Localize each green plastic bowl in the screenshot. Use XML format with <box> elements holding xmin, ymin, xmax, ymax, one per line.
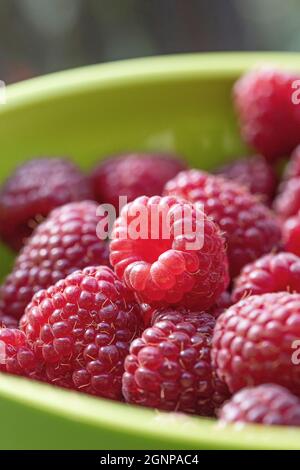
<box><xmin>1</xmin><ymin>52</ymin><xmax>300</xmax><ymax>450</ymax></box>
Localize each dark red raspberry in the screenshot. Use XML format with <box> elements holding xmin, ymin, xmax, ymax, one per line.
<box><xmin>233</xmin><ymin>252</ymin><xmax>300</xmax><ymax>302</ymax></box>
<box><xmin>164</xmin><ymin>170</ymin><xmax>281</xmax><ymax>277</ymax></box>
<box><xmin>91</xmin><ymin>153</ymin><xmax>186</xmax><ymax>212</ymax></box>
<box><xmin>233</xmin><ymin>68</ymin><xmax>300</xmax><ymax>161</ymax></box>
<box><xmin>20</xmin><ymin>266</ymin><xmax>143</xmax><ymax>399</ymax></box>
<box><xmin>282</xmin><ymin>214</ymin><xmax>300</xmax><ymax>257</ymax></box>
<box><xmin>0</xmin><ymin>158</ymin><xmax>93</xmax><ymax>250</ymax></box>
<box><xmin>0</xmin><ymin>201</ymin><xmax>109</xmax><ymax>320</ymax></box>
<box><xmin>274</xmin><ymin>147</ymin><xmax>300</xmax><ymax>219</ymax></box>
<box><xmin>212</xmin><ymin>292</ymin><xmax>300</xmax><ymax>395</ymax></box>
<box><xmin>110</xmin><ymin>195</ymin><xmax>229</xmax><ymax>309</ymax></box>
<box><xmin>209</xmin><ymin>291</ymin><xmax>233</xmax><ymax>319</ymax></box>
<box><xmin>219</xmin><ymin>384</ymin><xmax>300</xmax><ymax>427</ymax></box>
<box><xmin>0</xmin><ymin>313</ymin><xmax>18</xmax><ymax>329</ymax></box>
<box><xmin>122</xmin><ymin>309</ymin><xmax>230</xmax><ymax>416</ymax></box>
<box><xmin>0</xmin><ymin>328</ymin><xmax>38</xmax><ymax>377</ymax></box>
<box><xmin>215</xmin><ymin>155</ymin><xmax>277</xmax><ymax>203</ymax></box>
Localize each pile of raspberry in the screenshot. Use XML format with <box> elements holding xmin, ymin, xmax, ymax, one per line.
<box><xmin>2</xmin><ymin>65</ymin><xmax>300</xmax><ymax>430</ymax></box>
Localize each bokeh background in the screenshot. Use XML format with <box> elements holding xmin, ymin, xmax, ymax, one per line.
<box><xmin>1</xmin><ymin>0</ymin><xmax>300</xmax><ymax>84</ymax></box>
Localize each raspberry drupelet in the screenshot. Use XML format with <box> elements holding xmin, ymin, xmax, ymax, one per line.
<box><xmin>212</xmin><ymin>292</ymin><xmax>300</xmax><ymax>395</ymax></box>
<box><xmin>282</xmin><ymin>214</ymin><xmax>300</xmax><ymax>257</ymax></box>
<box><xmin>122</xmin><ymin>308</ymin><xmax>230</xmax><ymax>416</ymax></box>
<box><xmin>20</xmin><ymin>266</ymin><xmax>143</xmax><ymax>399</ymax></box>
<box><xmin>110</xmin><ymin>195</ymin><xmax>229</xmax><ymax>310</ymax></box>
<box><xmin>274</xmin><ymin>146</ymin><xmax>300</xmax><ymax>219</ymax></box>
<box><xmin>0</xmin><ymin>158</ymin><xmax>93</xmax><ymax>250</ymax></box>
<box><xmin>233</xmin><ymin>252</ymin><xmax>300</xmax><ymax>302</ymax></box>
<box><xmin>164</xmin><ymin>170</ymin><xmax>281</xmax><ymax>277</ymax></box>
<box><xmin>219</xmin><ymin>384</ymin><xmax>300</xmax><ymax>427</ymax></box>
<box><xmin>233</xmin><ymin>68</ymin><xmax>300</xmax><ymax>161</ymax></box>
<box><xmin>91</xmin><ymin>153</ymin><xmax>186</xmax><ymax>212</ymax></box>
<box><xmin>215</xmin><ymin>155</ymin><xmax>277</xmax><ymax>203</ymax></box>
<box><xmin>0</xmin><ymin>201</ymin><xmax>110</xmax><ymax>320</ymax></box>
<box><xmin>0</xmin><ymin>328</ymin><xmax>38</xmax><ymax>377</ymax></box>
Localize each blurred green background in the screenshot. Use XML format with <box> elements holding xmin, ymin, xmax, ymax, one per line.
<box><xmin>1</xmin><ymin>0</ymin><xmax>300</xmax><ymax>84</ymax></box>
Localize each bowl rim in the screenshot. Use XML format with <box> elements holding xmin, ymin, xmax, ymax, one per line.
<box><xmin>1</xmin><ymin>374</ymin><xmax>300</xmax><ymax>450</ymax></box>
<box><xmin>2</xmin><ymin>52</ymin><xmax>300</xmax><ymax>449</ymax></box>
<box><xmin>3</xmin><ymin>51</ymin><xmax>300</xmax><ymax>113</ymax></box>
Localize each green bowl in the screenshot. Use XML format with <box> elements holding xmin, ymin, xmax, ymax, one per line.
<box><xmin>1</xmin><ymin>52</ymin><xmax>300</xmax><ymax>450</ymax></box>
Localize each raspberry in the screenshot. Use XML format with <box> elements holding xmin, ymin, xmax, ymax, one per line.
<box><xmin>212</xmin><ymin>292</ymin><xmax>300</xmax><ymax>395</ymax></box>
<box><xmin>282</xmin><ymin>214</ymin><xmax>300</xmax><ymax>257</ymax></box>
<box><xmin>0</xmin><ymin>328</ymin><xmax>38</xmax><ymax>377</ymax></box>
<box><xmin>274</xmin><ymin>147</ymin><xmax>300</xmax><ymax>219</ymax></box>
<box><xmin>110</xmin><ymin>195</ymin><xmax>229</xmax><ymax>309</ymax></box>
<box><xmin>20</xmin><ymin>266</ymin><xmax>143</xmax><ymax>399</ymax></box>
<box><xmin>233</xmin><ymin>68</ymin><xmax>300</xmax><ymax>161</ymax></box>
<box><xmin>0</xmin><ymin>158</ymin><xmax>93</xmax><ymax>250</ymax></box>
<box><xmin>219</xmin><ymin>384</ymin><xmax>300</xmax><ymax>427</ymax></box>
<box><xmin>0</xmin><ymin>201</ymin><xmax>109</xmax><ymax>320</ymax></box>
<box><xmin>209</xmin><ymin>291</ymin><xmax>233</xmax><ymax>319</ymax></box>
<box><xmin>233</xmin><ymin>252</ymin><xmax>300</xmax><ymax>302</ymax></box>
<box><xmin>282</xmin><ymin>145</ymin><xmax>300</xmax><ymax>181</ymax></box>
<box><xmin>122</xmin><ymin>309</ymin><xmax>230</xmax><ymax>416</ymax></box>
<box><xmin>215</xmin><ymin>155</ymin><xmax>277</xmax><ymax>203</ymax></box>
<box><xmin>164</xmin><ymin>170</ymin><xmax>281</xmax><ymax>277</ymax></box>
<box><xmin>0</xmin><ymin>313</ymin><xmax>18</xmax><ymax>329</ymax></box>
<box><xmin>91</xmin><ymin>153</ymin><xmax>186</xmax><ymax>212</ymax></box>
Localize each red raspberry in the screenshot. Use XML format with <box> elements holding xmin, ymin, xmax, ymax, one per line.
<box><xmin>110</xmin><ymin>195</ymin><xmax>229</xmax><ymax>309</ymax></box>
<box><xmin>233</xmin><ymin>68</ymin><xmax>300</xmax><ymax>161</ymax></box>
<box><xmin>233</xmin><ymin>252</ymin><xmax>300</xmax><ymax>302</ymax></box>
<box><xmin>282</xmin><ymin>145</ymin><xmax>300</xmax><ymax>181</ymax></box>
<box><xmin>0</xmin><ymin>201</ymin><xmax>109</xmax><ymax>320</ymax></box>
<box><xmin>0</xmin><ymin>158</ymin><xmax>93</xmax><ymax>250</ymax></box>
<box><xmin>164</xmin><ymin>170</ymin><xmax>281</xmax><ymax>277</ymax></box>
<box><xmin>20</xmin><ymin>266</ymin><xmax>143</xmax><ymax>399</ymax></box>
<box><xmin>274</xmin><ymin>147</ymin><xmax>300</xmax><ymax>219</ymax></box>
<box><xmin>0</xmin><ymin>328</ymin><xmax>38</xmax><ymax>377</ymax></box>
<box><xmin>0</xmin><ymin>314</ymin><xmax>18</xmax><ymax>329</ymax></box>
<box><xmin>209</xmin><ymin>291</ymin><xmax>233</xmax><ymax>319</ymax></box>
<box><xmin>215</xmin><ymin>155</ymin><xmax>277</xmax><ymax>203</ymax></box>
<box><xmin>219</xmin><ymin>384</ymin><xmax>300</xmax><ymax>427</ymax></box>
<box><xmin>122</xmin><ymin>309</ymin><xmax>230</xmax><ymax>416</ymax></box>
<box><xmin>282</xmin><ymin>214</ymin><xmax>300</xmax><ymax>257</ymax></box>
<box><xmin>212</xmin><ymin>292</ymin><xmax>300</xmax><ymax>395</ymax></box>
<box><xmin>91</xmin><ymin>153</ymin><xmax>186</xmax><ymax>212</ymax></box>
